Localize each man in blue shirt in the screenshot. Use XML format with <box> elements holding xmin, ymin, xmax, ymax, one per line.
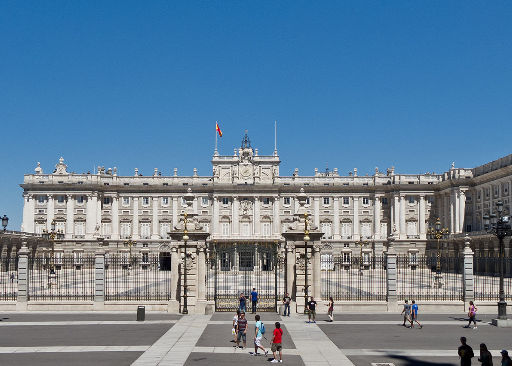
<box><xmin>250</xmin><ymin>288</ymin><xmax>258</xmax><ymax>314</ymax></box>
<box><xmin>411</xmin><ymin>300</ymin><xmax>422</xmax><ymax>329</ymax></box>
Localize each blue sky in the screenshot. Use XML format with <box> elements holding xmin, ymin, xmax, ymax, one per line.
<box><xmin>1</xmin><ymin>1</ymin><xmax>511</xmax><ymax>230</ymax></box>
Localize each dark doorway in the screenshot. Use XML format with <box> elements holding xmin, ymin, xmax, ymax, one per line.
<box><xmin>159</xmin><ymin>252</ymin><xmax>171</xmax><ymax>271</ymax></box>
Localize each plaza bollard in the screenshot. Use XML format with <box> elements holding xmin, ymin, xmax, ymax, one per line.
<box><xmin>137</xmin><ymin>306</ymin><xmax>145</xmax><ymax>321</ymax></box>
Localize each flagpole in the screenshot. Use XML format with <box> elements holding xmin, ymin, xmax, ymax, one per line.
<box><xmin>274</xmin><ymin>120</ymin><xmax>277</xmax><ymax>155</ymax></box>
<box><xmin>215</xmin><ymin>121</ymin><xmax>218</xmax><ymax>154</ymax></box>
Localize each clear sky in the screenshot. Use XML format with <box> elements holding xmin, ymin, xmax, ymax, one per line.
<box><xmin>1</xmin><ymin>1</ymin><xmax>511</xmax><ymax>230</ymax></box>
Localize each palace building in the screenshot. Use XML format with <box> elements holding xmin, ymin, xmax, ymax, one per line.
<box><xmin>19</xmin><ymin>132</ymin><xmax>512</xmax><ymax>259</ymax></box>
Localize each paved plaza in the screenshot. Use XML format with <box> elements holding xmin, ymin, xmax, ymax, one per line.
<box><xmin>0</xmin><ymin>310</ymin><xmax>510</xmax><ymax>365</ymax></box>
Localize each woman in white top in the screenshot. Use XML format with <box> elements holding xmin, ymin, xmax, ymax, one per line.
<box><xmin>232</xmin><ymin>309</ymin><xmax>240</xmax><ymax>343</ymax></box>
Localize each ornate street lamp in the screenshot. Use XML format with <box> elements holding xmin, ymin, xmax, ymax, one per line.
<box><xmin>427</xmin><ymin>218</ymin><xmax>449</xmax><ymax>288</ymax></box>
<box><xmin>124</xmin><ymin>238</ymin><xmax>136</xmax><ymax>268</ymax></box>
<box><xmin>483</xmin><ymin>200</ymin><xmax>511</xmax><ymax>320</ymax></box>
<box><xmin>1</xmin><ymin>215</ymin><xmax>8</xmax><ymax>231</ymax></box>
<box><xmin>355</xmin><ymin>240</ymin><xmax>369</xmax><ymax>275</ymax></box>
<box><xmin>42</xmin><ymin>219</ymin><xmax>64</xmax><ymax>273</ymax></box>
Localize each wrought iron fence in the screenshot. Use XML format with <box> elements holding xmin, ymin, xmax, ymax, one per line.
<box><xmin>28</xmin><ymin>256</ymin><xmax>95</xmax><ymax>301</ymax></box>
<box><xmin>0</xmin><ymin>255</ymin><xmax>18</xmax><ymax>301</ymax></box>
<box><xmin>105</xmin><ymin>253</ymin><xmax>172</xmax><ymax>301</ymax></box>
<box><xmin>474</xmin><ymin>256</ymin><xmax>512</xmax><ymax>301</ymax></box>
<box><xmin>321</xmin><ymin>255</ymin><xmax>387</xmax><ymax>301</ymax></box>
<box><xmin>397</xmin><ymin>255</ymin><xmax>463</xmax><ymax>301</ymax></box>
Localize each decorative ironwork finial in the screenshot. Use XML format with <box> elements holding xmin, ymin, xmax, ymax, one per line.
<box><xmin>241</xmin><ymin>130</ymin><xmax>251</xmax><ymax>149</ymax></box>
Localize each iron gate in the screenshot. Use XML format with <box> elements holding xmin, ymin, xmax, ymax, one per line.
<box><xmin>207</xmin><ymin>242</ymin><xmax>281</xmax><ymax>312</ymax></box>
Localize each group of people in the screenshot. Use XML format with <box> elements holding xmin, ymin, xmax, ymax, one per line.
<box><xmin>458</xmin><ymin>337</ymin><xmax>511</xmax><ymax>366</ymax></box>
<box><xmin>232</xmin><ymin>310</ymin><xmax>284</xmax><ymax>363</ymax></box>
<box><xmin>238</xmin><ymin>288</ymin><xmax>259</xmax><ymax>314</ymax></box>
<box><xmin>401</xmin><ymin>299</ymin><xmax>423</xmax><ymax>328</ymax></box>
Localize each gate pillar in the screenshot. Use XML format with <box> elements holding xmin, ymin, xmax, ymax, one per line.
<box><xmin>168</xmin><ymin>243</ymin><xmax>180</xmax><ymax>313</ymax></box>
<box><xmin>16</xmin><ymin>241</ymin><xmax>30</xmax><ymax>311</ymax></box>
<box><xmin>462</xmin><ymin>235</ymin><xmax>474</xmax><ymax>308</ymax></box>
<box><xmin>386</xmin><ymin>232</ymin><xmax>398</xmax><ymax>312</ymax></box>
<box><xmin>196</xmin><ymin>242</ymin><xmax>207</xmax><ymax>314</ymax></box>
<box><xmin>312</xmin><ymin>244</ymin><xmax>321</xmax><ymax>300</ymax></box>
<box><xmin>286</xmin><ymin>243</ymin><xmax>295</xmax><ymax>298</ymax></box>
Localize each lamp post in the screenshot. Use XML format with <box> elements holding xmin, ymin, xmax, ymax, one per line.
<box><xmin>42</xmin><ymin>219</ymin><xmax>64</xmax><ymax>272</ymax></box>
<box><xmin>1</xmin><ymin>215</ymin><xmax>8</xmax><ymax>231</ymax></box>
<box><xmin>355</xmin><ymin>240</ymin><xmax>369</xmax><ymax>274</ymax></box>
<box><xmin>483</xmin><ymin>200</ymin><xmax>511</xmax><ymax>320</ymax></box>
<box><xmin>427</xmin><ymin>218</ymin><xmax>449</xmax><ymax>288</ymax></box>
<box><xmin>124</xmin><ymin>238</ymin><xmax>136</xmax><ymax>268</ymax></box>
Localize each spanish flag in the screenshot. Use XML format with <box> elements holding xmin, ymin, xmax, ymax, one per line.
<box><xmin>216</xmin><ymin>122</ymin><xmax>223</xmax><ymax>137</ymax></box>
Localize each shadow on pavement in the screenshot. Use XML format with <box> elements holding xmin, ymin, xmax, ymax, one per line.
<box><xmin>389</xmin><ymin>355</ymin><xmax>455</xmax><ymax>366</ymax></box>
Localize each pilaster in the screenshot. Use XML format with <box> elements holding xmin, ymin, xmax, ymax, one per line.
<box><xmin>22</xmin><ymin>193</ymin><xmax>35</xmax><ymax>233</ymax></box>
<box><xmin>333</xmin><ymin>197</ymin><xmax>340</xmax><ymax>240</ymax></box>
<box><xmin>151</xmin><ymin>197</ymin><xmax>159</xmax><ymax>239</ymax></box>
<box><xmin>111</xmin><ymin>194</ymin><xmax>119</xmax><ymax>240</ymax></box>
<box><xmin>312</xmin><ymin>244</ymin><xmax>321</xmax><ymax>300</ymax></box>
<box><xmin>314</xmin><ymin>197</ymin><xmax>320</xmax><ymax>229</ymax></box>
<box><xmin>286</xmin><ymin>244</ymin><xmax>295</xmax><ymax>299</ymax></box>
<box><xmin>132</xmin><ymin>197</ymin><xmax>139</xmax><ymax>239</ymax></box>
<box><xmin>419</xmin><ymin>194</ymin><xmax>426</xmax><ymax>239</ymax></box>
<box><xmin>353</xmin><ymin>196</ymin><xmax>360</xmax><ymax>240</ymax></box>
<box><xmin>254</xmin><ymin>196</ymin><xmax>260</xmax><ymax>235</ymax></box>
<box><xmin>47</xmin><ymin>194</ymin><xmax>55</xmax><ymax>231</ymax></box>
<box><xmin>399</xmin><ymin>194</ymin><xmax>406</xmax><ymax>238</ymax></box>
<box><xmin>273</xmin><ymin>196</ymin><xmax>280</xmax><ymax>235</ymax></box>
<box><xmin>65</xmin><ymin>194</ymin><xmax>74</xmax><ymax>239</ymax></box>
<box><xmin>172</xmin><ymin>197</ymin><xmax>178</xmax><ymax>230</ymax></box>
<box><xmin>232</xmin><ymin>196</ymin><xmax>239</xmax><ymax>235</ymax></box>
<box><xmin>373</xmin><ymin>194</ymin><xmax>381</xmax><ymax>239</ymax></box>
<box><xmin>168</xmin><ymin>244</ymin><xmax>180</xmax><ymax>313</ymax></box>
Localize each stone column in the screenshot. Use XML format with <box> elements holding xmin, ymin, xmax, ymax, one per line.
<box><xmin>232</xmin><ymin>196</ymin><xmax>239</xmax><ymax>235</ymax></box>
<box><xmin>449</xmin><ymin>191</ymin><xmax>455</xmax><ymax>234</ymax></box>
<box><xmin>47</xmin><ymin>194</ymin><xmax>55</xmax><ymax>231</ymax></box>
<box><xmin>16</xmin><ymin>242</ymin><xmax>30</xmax><ymax>310</ymax></box>
<box><xmin>22</xmin><ymin>194</ymin><xmax>35</xmax><ymax>233</ymax></box>
<box><xmin>333</xmin><ymin>197</ymin><xmax>340</xmax><ymax>240</ymax></box>
<box><xmin>212</xmin><ymin>196</ymin><xmax>219</xmax><ymax>235</ymax></box>
<box><xmin>94</xmin><ymin>250</ymin><xmax>105</xmax><ymax>307</ymax></box>
<box><xmin>172</xmin><ymin>197</ymin><xmax>179</xmax><ymax>230</ymax></box>
<box><xmin>393</xmin><ymin>194</ymin><xmax>400</xmax><ymax>235</ymax></box>
<box><xmin>314</xmin><ymin>197</ymin><xmax>320</xmax><ymax>229</ymax></box>
<box><xmin>462</xmin><ymin>235</ymin><xmax>474</xmax><ymax>306</ymax></box>
<box><xmin>111</xmin><ymin>194</ymin><xmax>119</xmax><ymax>240</ymax></box>
<box><xmin>274</xmin><ymin>196</ymin><xmax>281</xmax><ymax>235</ymax></box>
<box><xmin>65</xmin><ymin>194</ymin><xmax>74</xmax><ymax>239</ymax></box>
<box><xmin>132</xmin><ymin>197</ymin><xmax>139</xmax><ymax>239</ymax></box>
<box><xmin>196</xmin><ymin>243</ymin><xmax>207</xmax><ymax>314</ymax></box>
<box><xmin>386</xmin><ymin>235</ymin><xmax>398</xmax><ymax>312</ymax></box>
<box><xmin>399</xmin><ymin>195</ymin><xmax>406</xmax><ymax>239</ymax></box>
<box><xmin>286</xmin><ymin>244</ymin><xmax>295</xmax><ymax>298</ymax></box>
<box><xmin>454</xmin><ymin>190</ymin><xmax>460</xmax><ymax>234</ymax></box>
<box><xmin>312</xmin><ymin>244</ymin><xmax>321</xmax><ymax>300</ymax></box>
<box><xmin>168</xmin><ymin>244</ymin><xmax>180</xmax><ymax>313</ymax></box>
<box><xmin>86</xmin><ymin>194</ymin><xmax>97</xmax><ymax>236</ymax></box>
<box><xmin>353</xmin><ymin>197</ymin><xmax>360</xmax><ymax>240</ymax></box>
<box><xmin>374</xmin><ymin>194</ymin><xmax>381</xmax><ymax>239</ymax></box>
<box><xmin>254</xmin><ymin>197</ymin><xmax>260</xmax><ymax>235</ymax></box>
<box><xmin>459</xmin><ymin>190</ymin><xmax>466</xmax><ymax>233</ymax></box>
<box><xmin>152</xmin><ymin>197</ymin><xmax>159</xmax><ymax>239</ymax></box>
<box><xmin>419</xmin><ymin>194</ymin><xmax>426</xmax><ymax>240</ymax></box>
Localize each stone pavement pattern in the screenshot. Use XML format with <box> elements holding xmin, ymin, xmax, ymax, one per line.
<box><xmin>0</xmin><ymin>312</ymin><xmax>510</xmax><ymax>365</ymax></box>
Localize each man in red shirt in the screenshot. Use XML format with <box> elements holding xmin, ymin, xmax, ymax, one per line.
<box><xmin>270</xmin><ymin>322</ymin><xmax>284</xmax><ymax>363</ymax></box>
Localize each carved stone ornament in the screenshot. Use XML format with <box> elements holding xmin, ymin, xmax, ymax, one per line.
<box><xmin>35</xmin><ymin>162</ymin><xmax>43</xmax><ymax>174</ymax></box>
<box><xmin>54</xmin><ymin>157</ymin><xmax>68</xmax><ymax>175</ymax></box>
<box><xmin>296</xmin><ymin>255</ymin><xmax>311</xmax><ymax>271</ymax></box>
<box><xmin>240</xmin><ymin>199</ymin><xmax>253</xmax><ymax>215</ymax></box>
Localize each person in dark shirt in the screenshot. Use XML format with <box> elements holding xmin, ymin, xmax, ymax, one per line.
<box><xmin>307</xmin><ymin>297</ymin><xmax>317</xmax><ymax>323</ymax></box>
<box><xmin>458</xmin><ymin>337</ymin><xmax>474</xmax><ymax>366</ymax></box>
<box><xmin>501</xmin><ymin>350</ymin><xmax>512</xmax><ymax>366</ymax></box>
<box><xmin>282</xmin><ymin>293</ymin><xmax>291</xmax><ymax>317</ymax></box>
<box><xmin>478</xmin><ymin>343</ymin><xmax>493</xmax><ymax>366</ymax></box>
<box><xmin>239</xmin><ymin>292</ymin><xmax>247</xmax><ymax>313</ymax></box>
<box><xmin>236</xmin><ymin>312</ymin><xmax>248</xmax><ymax>349</ymax></box>
<box><xmin>250</xmin><ymin>288</ymin><xmax>258</xmax><ymax>314</ymax></box>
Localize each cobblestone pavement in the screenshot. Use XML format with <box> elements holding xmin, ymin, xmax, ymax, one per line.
<box><xmin>0</xmin><ymin>311</ymin><xmax>510</xmax><ymax>365</ymax></box>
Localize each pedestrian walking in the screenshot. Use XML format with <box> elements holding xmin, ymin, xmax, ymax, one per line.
<box><xmin>236</xmin><ymin>311</ymin><xmax>248</xmax><ymax>349</ymax></box>
<box><xmin>270</xmin><ymin>322</ymin><xmax>283</xmax><ymax>363</ymax></box>
<box><xmin>478</xmin><ymin>343</ymin><xmax>493</xmax><ymax>366</ymax></box>
<box><xmin>251</xmin><ymin>288</ymin><xmax>258</xmax><ymax>314</ymax></box>
<box><xmin>458</xmin><ymin>337</ymin><xmax>475</xmax><ymax>366</ymax></box>
<box><xmin>239</xmin><ymin>292</ymin><xmax>247</xmax><ymax>313</ymax></box>
<box><xmin>501</xmin><ymin>350</ymin><xmax>512</xmax><ymax>366</ymax></box>
<box><xmin>401</xmin><ymin>299</ymin><xmax>412</xmax><ymax>327</ymax></box>
<box><xmin>326</xmin><ymin>296</ymin><xmax>334</xmax><ymax>322</ymax></box>
<box><xmin>411</xmin><ymin>300</ymin><xmax>422</xmax><ymax>328</ymax></box>
<box><xmin>307</xmin><ymin>296</ymin><xmax>317</xmax><ymax>323</ymax></box>
<box><xmin>282</xmin><ymin>293</ymin><xmax>291</xmax><ymax>316</ymax></box>
<box><xmin>465</xmin><ymin>301</ymin><xmax>478</xmax><ymax>329</ymax></box>
<box><xmin>232</xmin><ymin>309</ymin><xmax>240</xmax><ymax>344</ymax></box>
<box><xmin>253</xmin><ymin>314</ymin><xmax>268</xmax><ymax>357</ymax></box>
<box><xmin>10</xmin><ymin>272</ymin><xmax>15</xmax><ymax>283</ymax></box>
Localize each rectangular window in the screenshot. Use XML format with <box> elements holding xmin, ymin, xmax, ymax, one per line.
<box><xmin>122</xmin><ymin>197</ymin><xmax>130</xmax><ymax>206</ymax></box>
<box><xmin>321</xmin><ymin>222</ymin><xmax>332</xmax><ymax>239</ymax></box>
<box><xmin>381</xmin><ymin>197</ymin><xmax>388</xmax><ymax>205</ymax></box>
<box><xmin>222</xmin><ymin>197</ymin><xmax>229</xmax><ymax>205</ymax></box>
<box><xmin>120</xmin><ymin>222</ymin><xmax>131</xmax><ymax>239</ymax></box>
<box><xmin>341</xmin><ymin>222</ymin><xmax>352</xmax><ymax>238</ymax></box>
<box><xmin>35</xmin><ymin>222</ymin><xmax>45</xmax><ymax>234</ymax></box>
<box><xmin>55</xmin><ymin>221</ymin><xmax>65</xmax><ymax>234</ymax></box>
<box><xmin>103</xmin><ymin>197</ymin><xmax>111</xmax><ymax>205</ymax></box>
<box><xmin>263</xmin><ymin>197</ymin><xmax>270</xmax><ymax>205</ymax></box>
<box><xmin>380</xmin><ymin>222</ymin><xmax>388</xmax><ymax>238</ymax></box>
<box><xmin>57</xmin><ymin>195</ymin><xmax>65</xmax><ymax>204</ymax></box>
<box><xmin>407</xmin><ymin>221</ymin><xmax>418</xmax><ymax>237</ymax></box>
<box><xmin>74</xmin><ymin>251</ymin><xmax>83</xmax><ymax>264</ymax></box>
<box><xmin>202</xmin><ymin>197</ymin><xmax>209</xmax><ymax>206</ymax></box>
<box><xmin>76</xmin><ymin>196</ymin><xmax>84</xmax><ymax>204</ymax></box>
<box><xmin>408</xmin><ymin>196</ymin><xmax>415</xmax><ymax>204</ymax></box>
<box><xmin>101</xmin><ymin>222</ymin><xmax>112</xmax><ymax>237</ymax></box>
<box><xmin>241</xmin><ymin>222</ymin><xmax>251</xmax><ymax>236</ymax></box>
<box><xmin>361</xmin><ymin>222</ymin><xmax>371</xmax><ymax>238</ymax></box>
<box><xmin>38</xmin><ymin>195</ymin><xmax>46</xmax><ymax>204</ymax></box>
<box><xmin>160</xmin><ymin>222</ymin><xmax>170</xmax><ymax>239</ymax></box>
<box><xmin>142</xmin><ymin>197</ymin><xmax>150</xmax><ymax>206</ymax></box>
<box><xmin>305</xmin><ymin>198</ymin><xmax>310</xmax><ymax>205</ymax></box>
<box><xmin>362</xmin><ymin>197</ymin><xmax>369</xmax><ymax>205</ymax></box>
<box><xmin>222</xmin><ymin>222</ymin><xmax>230</xmax><ymax>236</ymax></box>
<box><xmin>323</xmin><ymin>197</ymin><xmax>330</xmax><ymax>205</ymax></box>
<box><xmin>162</xmin><ymin>197</ymin><xmax>169</xmax><ymax>206</ymax></box>
<box><xmin>343</xmin><ymin>197</ymin><xmax>350</xmax><ymax>205</ymax></box>
<box><xmin>74</xmin><ymin>222</ymin><xmax>85</xmax><ymax>236</ymax></box>
<box><xmin>283</xmin><ymin>197</ymin><xmax>291</xmax><ymax>205</ymax></box>
<box><xmin>142</xmin><ymin>252</ymin><xmax>149</xmax><ymax>263</ymax></box>
<box><xmin>140</xmin><ymin>222</ymin><xmax>151</xmax><ymax>239</ymax></box>
<box><xmin>343</xmin><ymin>252</ymin><xmax>351</xmax><ymax>263</ymax></box>
<box><xmin>262</xmin><ymin>222</ymin><xmax>271</xmax><ymax>236</ymax></box>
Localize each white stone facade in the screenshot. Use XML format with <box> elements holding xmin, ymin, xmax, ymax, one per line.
<box><xmin>20</xmin><ymin>135</ymin><xmax>512</xmax><ymax>255</ymax></box>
